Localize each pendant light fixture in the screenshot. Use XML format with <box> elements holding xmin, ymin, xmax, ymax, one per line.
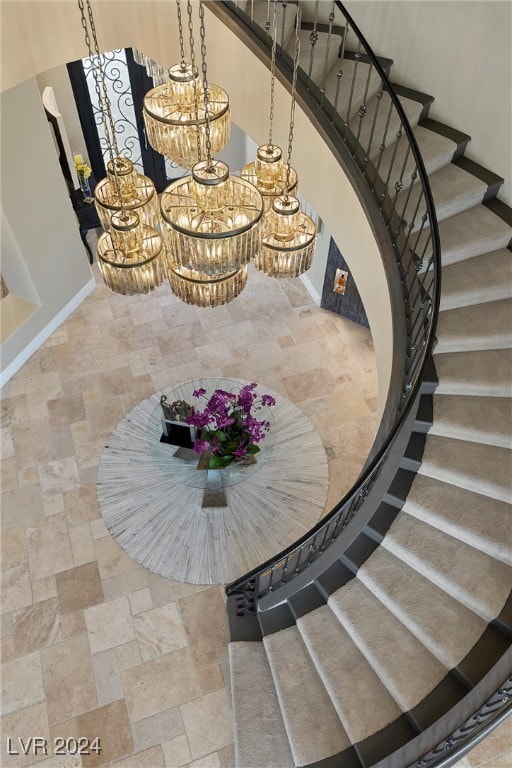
<box><xmin>143</xmin><ymin>0</ymin><xmax>231</xmax><ymax>169</ymax></box>
<box><xmin>256</xmin><ymin>2</ymin><xmax>317</xmax><ymax>278</ymax></box>
<box><xmin>78</xmin><ymin>0</ymin><xmax>164</xmax><ymax>295</ymax></box>
<box><xmin>160</xmin><ymin>1</ymin><xmax>263</xmax><ymax>308</ymax></box>
<box><xmin>241</xmin><ymin>0</ymin><xmax>298</xmax><ymax>211</ymax></box>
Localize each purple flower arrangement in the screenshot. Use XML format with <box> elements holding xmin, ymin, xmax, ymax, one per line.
<box><xmin>186</xmin><ymin>383</ymin><xmax>276</xmax><ymax>469</ymax></box>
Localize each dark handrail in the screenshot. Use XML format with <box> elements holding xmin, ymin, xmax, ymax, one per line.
<box><xmin>218</xmin><ymin>0</ymin><xmax>441</xmax><ymax>603</ymax></box>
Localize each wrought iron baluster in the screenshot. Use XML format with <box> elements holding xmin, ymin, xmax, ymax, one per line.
<box><xmin>343</xmin><ymin>41</ymin><xmax>362</xmax><ymax>138</ymax></box>
<box><xmin>355</xmin><ymin>61</ymin><xmax>374</xmax><ymax>145</ymax></box>
<box><xmin>372</xmin><ymin>95</ymin><xmax>394</xmax><ymax>186</ymax></box>
<box><xmin>390</xmin><ymin>144</ymin><xmax>412</xmax><ymax>228</ymax></box>
<box><xmin>396</xmin><ymin>165</ymin><xmax>418</xmax><ymax>233</ymax></box>
<box><xmin>320</xmin><ymin>3</ymin><xmax>336</xmax><ymax>108</ymax></box>
<box><xmin>382</xmin><ymin>125</ymin><xmax>403</xmax><ymax>202</ymax></box>
<box><xmin>331</xmin><ymin>18</ymin><xmax>349</xmax><ymax>118</ymax></box>
<box><xmin>366</xmin><ymin>85</ymin><xmax>384</xmax><ymax>172</ymax></box>
<box><xmin>280</xmin><ymin>1</ymin><xmax>288</xmax><ymax>53</ymax></box>
<box><xmin>307</xmin><ymin>0</ymin><xmax>319</xmax><ymax>89</ymax></box>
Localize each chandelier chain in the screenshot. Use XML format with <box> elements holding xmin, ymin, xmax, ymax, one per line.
<box><xmin>285</xmin><ymin>2</ymin><xmax>302</xmax><ymax>199</ymax></box>
<box><xmin>186</xmin><ymin>0</ymin><xmax>202</xmax><ymax>162</ymax></box>
<box><xmin>267</xmin><ymin>0</ymin><xmax>278</xmax><ymax>147</ymax></box>
<box><xmin>176</xmin><ymin>0</ymin><xmax>187</xmax><ymax>66</ymax></box>
<box><xmin>85</xmin><ymin>0</ymin><xmax>120</xmax><ymax>162</ymax></box>
<box><xmin>77</xmin><ymin>0</ymin><xmax>124</xmax><ymax>213</ymax></box>
<box><xmin>198</xmin><ymin>1</ymin><xmax>213</xmax><ymax>168</ymax></box>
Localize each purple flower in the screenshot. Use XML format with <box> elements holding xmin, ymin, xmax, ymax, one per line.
<box><xmin>193</xmin><ymin>439</ymin><xmax>211</xmax><ymax>454</ymax></box>
<box><xmin>261</xmin><ymin>394</ymin><xmax>276</xmax><ymax>407</ymax></box>
<box><xmin>233</xmin><ymin>446</ymin><xmax>248</xmax><ymax>458</ymax></box>
<box><xmin>193</xmin><ymin>388</ymin><xmax>207</xmax><ymax>398</ymax></box>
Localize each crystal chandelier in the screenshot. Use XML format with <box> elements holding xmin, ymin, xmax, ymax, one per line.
<box><xmin>160</xmin><ymin>1</ymin><xmax>263</xmax><ymax>308</ymax></box>
<box><xmin>255</xmin><ymin>1</ymin><xmax>317</xmax><ymax>279</ymax></box>
<box><xmin>94</xmin><ymin>156</ymin><xmax>159</xmax><ymax>232</ymax></box>
<box><xmin>78</xmin><ymin>0</ymin><xmax>164</xmax><ymax>295</ymax></box>
<box><xmin>142</xmin><ymin>0</ymin><xmax>231</xmax><ymax>169</ymax></box>
<box><xmin>241</xmin><ymin>1</ymin><xmax>298</xmax><ymax>211</ymax></box>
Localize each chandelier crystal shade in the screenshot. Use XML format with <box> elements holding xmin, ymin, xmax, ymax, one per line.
<box><xmin>167</xmin><ymin>263</ymin><xmax>248</xmax><ymax>308</ymax></box>
<box><xmin>241</xmin><ymin>143</ymin><xmax>298</xmax><ymax>212</ymax></box>
<box><xmin>161</xmin><ymin>159</ymin><xmax>263</xmax><ymax>278</ymax></box>
<box><xmin>97</xmin><ymin>211</ymin><xmax>165</xmax><ymax>295</ymax></box>
<box><xmin>256</xmin><ymin>196</ymin><xmax>316</xmax><ymax>278</ymax></box>
<box><xmin>143</xmin><ymin>63</ymin><xmax>231</xmax><ymax>168</ymax></box>
<box><xmin>94</xmin><ymin>157</ymin><xmax>159</xmax><ymax>232</ymax></box>
<box><xmin>77</xmin><ymin>0</ymin><xmax>165</xmax><ymax>297</ymax></box>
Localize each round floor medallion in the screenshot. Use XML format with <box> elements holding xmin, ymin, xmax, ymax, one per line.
<box><xmin>97</xmin><ymin>378</ymin><xmax>329</xmax><ymax>584</ymax></box>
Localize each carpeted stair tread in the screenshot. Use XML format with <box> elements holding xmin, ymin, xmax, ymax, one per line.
<box><xmin>238</xmin><ymin>0</ymin><xmax>297</xmax><ymax>48</ymax></box>
<box><xmin>404</xmin><ymin>473</ymin><xmax>512</xmax><ymax>565</ymax></box>
<box><xmin>434</xmin><ymin>349</ymin><xmax>512</xmax><ymax>397</ymax></box>
<box><xmin>358</xmin><ymin>90</ymin><xmax>425</xmax><ymax>157</ymax></box>
<box><xmin>229</xmin><ymin>641</ymin><xmax>294</xmax><ymax>768</ymax></box>
<box><xmin>417</xmin><ymin>204</ymin><xmax>512</xmax><ymax>267</ymax></box>
<box><xmin>400</xmin><ymin>162</ymin><xmax>488</xmax><ymax>230</ymax></box>
<box><xmin>419</xmin><ymin>433</ymin><xmax>511</xmax><ymax>502</ymax></box>
<box><xmin>358</xmin><ymin>546</ymin><xmax>488</xmax><ymax>669</ymax></box>
<box><xmin>430</xmin><ymin>394</ymin><xmax>512</xmax><ymax>448</ymax></box>
<box><xmin>287</xmin><ymin>29</ymin><xmax>343</xmax><ymax>87</ymax></box>
<box><xmin>382</xmin><ymin>513</ymin><xmax>512</xmax><ymax>621</ymax></box>
<box><xmin>436</xmin><ymin>298</ymin><xmax>512</xmax><ymax>353</ymax></box>
<box><xmin>376</xmin><ymin>124</ymin><xmax>457</xmax><ymax>191</ymax></box>
<box><xmin>324</xmin><ymin>57</ymin><xmax>382</xmax><ymax>123</ymax></box>
<box><xmin>329</xmin><ymin>579</ymin><xmax>448</xmax><ymax>712</ymax></box>
<box><xmin>263</xmin><ymin>625</ymin><xmax>349</xmax><ymax>766</ymax></box>
<box><xmin>297</xmin><ymin>605</ymin><xmax>403</xmax><ymax>744</ymax></box>
<box><xmin>440</xmin><ymin>248</ymin><xmax>512</xmax><ymax>311</ymax></box>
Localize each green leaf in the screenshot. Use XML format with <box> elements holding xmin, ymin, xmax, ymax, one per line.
<box><xmin>246</xmin><ymin>443</ymin><xmax>260</xmax><ymax>455</ymax></box>
<box><xmin>209</xmin><ymin>454</ymin><xmax>235</xmax><ymax>469</ymax></box>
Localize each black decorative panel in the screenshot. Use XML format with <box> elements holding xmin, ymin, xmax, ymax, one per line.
<box><xmin>321</xmin><ymin>237</ymin><xmax>369</xmax><ymax>328</ymax></box>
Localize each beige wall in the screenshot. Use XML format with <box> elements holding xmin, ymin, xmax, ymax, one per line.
<box><xmin>345</xmin><ymin>0</ymin><xmax>511</xmax><ymax>206</ymax></box>
<box><xmin>1</xmin><ymin>77</ymin><xmax>93</xmax><ymax>382</ymax></box>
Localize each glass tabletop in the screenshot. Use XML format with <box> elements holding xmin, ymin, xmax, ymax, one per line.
<box><xmin>146</xmin><ymin>378</ymin><xmax>275</xmax><ymax>489</ymax></box>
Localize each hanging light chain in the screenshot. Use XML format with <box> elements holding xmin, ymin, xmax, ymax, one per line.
<box><xmin>198</xmin><ymin>1</ymin><xmax>213</xmax><ymax>169</ymax></box>
<box><xmin>186</xmin><ymin>0</ymin><xmax>202</xmax><ymax>162</ymax></box>
<box><xmin>80</xmin><ymin>0</ymin><xmax>125</xmax><ymax>214</ymax></box>
<box><xmin>176</xmin><ymin>0</ymin><xmax>187</xmax><ymax>67</ymax></box>
<box><xmin>85</xmin><ymin>1</ymin><xmax>120</xmax><ymax>161</ymax></box>
<box><xmin>284</xmin><ymin>3</ymin><xmax>302</xmax><ymax>200</ymax></box>
<box><xmin>267</xmin><ymin>0</ymin><xmax>278</xmax><ymax>148</ymax></box>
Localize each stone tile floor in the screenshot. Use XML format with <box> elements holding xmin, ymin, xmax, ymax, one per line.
<box><xmin>0</xmin><ymin>259</ymin><xmax>379</xmax><ymax>768</ymax></box>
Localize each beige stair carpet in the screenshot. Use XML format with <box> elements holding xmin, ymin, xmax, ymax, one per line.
<box><xmin>404</xmin><ymin>473</ymin><xmax>512</xmax><ymax>565</ymax></box>
<box><xmin>329</xmin><ymin>579</ymin><xmax>448</xmax><ymax>712</ymax></box>
<box><xmin>434</xmin><ymin>348</ymin><xmax>512</xmax><ymax>397</ymax></box>
<box><xmin>297</xmin><ymin>604</ymin><xmax>404</xmax><ymax>743</ymax></box>
<box><xmin>431</xmin><ymin>394</ymin><xmax>512</xmax><ymax>448</ymax></box>
<box><xmin>436</xmin><ymin>297</ymin><xmax>512</xmax><ymax>353</ymax></box>
<box><xmin>382</xmin><ymin>513</ymin><xmax>512</xmax><ymax>621</ymax></box>
<box><xmin>440</xmin><ymin>248</ymin><xmax>512</xmax><ymax>311</ymax></box>
<box><xmin>263</xmin><ymin>625</ymin><xmax>349</xmax><ymax>767</ymax></box>
<box><xmin>229</xmin><ymin>641</ymin><xmax>294</xmax><ymax>768</ymax></box>
<box><xmin>357</xmin><ymin>546</ymin><xmax>489</xmax><ymax>669</ymax></box>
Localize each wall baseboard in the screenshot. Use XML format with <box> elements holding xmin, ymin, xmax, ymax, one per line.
<box><xmin>0</xmin><ymin>277</ymin><xmax>96</xmax><ymax>388</ymax></box>
<box><xmin>300</xmin><ymin>273</ymin><xmax>321</xmax><ymax>306</ymax></box>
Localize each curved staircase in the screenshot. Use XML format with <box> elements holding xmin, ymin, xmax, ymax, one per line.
<box><xmin>217</xmin><ymin>2</ymin><xmax>512</xmax><ymax>766</ymax></box>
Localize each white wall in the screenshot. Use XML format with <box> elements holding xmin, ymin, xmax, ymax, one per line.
<box><xmin>1</xmin><ymin>77</ymin><xmax>94</xmax><ymax>383</ymax></box>
<box><xmin>345</xmin><ymin>0</ymin><xmax>511</xmax><ymax>206</ymax></box>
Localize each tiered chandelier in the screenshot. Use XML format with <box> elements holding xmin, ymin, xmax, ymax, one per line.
<box><xmin>142</xmin><ymin>0</ymin><xmax>230</xmax><ymax>169</ymax></box>
<box><xmin>252</xmin><ymin>1</ymin><xmax>317</xmax><ymax>279</ymax></box>
<box><xmin>158</xmin><ymin>1</ymin><xmax>264</xmax><ymax>307</ymax></box>
<box><xmin>81</xmin><ymin>0</ymin><xmax>316</xmax><ymax>304</ymax></box>
<box><xmin>241</xmin><ymin>0</ymin><xmax>298</xmax><ymax>211</ymax></box>
<box><xmin>78</xmin><ymin>0</ymin><xmax>164</xmax><ymax>295</ymax></box>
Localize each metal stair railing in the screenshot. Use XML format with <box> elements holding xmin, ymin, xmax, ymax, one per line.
<box><xmin>215</xmin><ymin>0</ymin><xmax>441</xmax><ymax>612</ymax></box>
